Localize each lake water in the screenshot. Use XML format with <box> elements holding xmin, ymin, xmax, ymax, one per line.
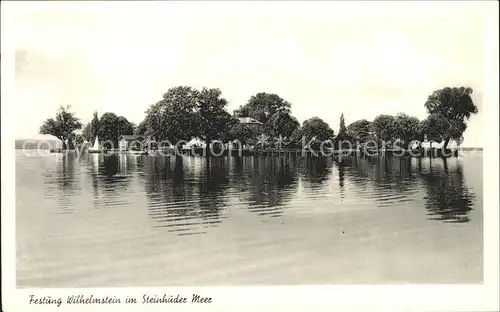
<box><xmin>16</xmin><ymin>150</ymin><xmax>483</xmax><ymax>287</ymax></box>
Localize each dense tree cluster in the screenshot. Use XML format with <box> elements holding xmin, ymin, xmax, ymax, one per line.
<box><xmin>40</xmin><ymin>86</ymin><xmax>477</xmax><ymax>151</ymax></box>
<box><xmin>39</xmin><ymin>105</ymin><xmax>83</xmax><ymax>150</ymax></box>
<box><xmin>234</xmin><ymin>92</ymin><xmax>300</xmax><ymax>142</ymax></box>
<box><xmin>81</xmin><ymin>112</ymin><xmax>135</xmax><ymax>148</ymax></box>
<box><xmin>341</xmin><ymin>87</ymin><xmax>477</xmax><ymax>149</ymax></box>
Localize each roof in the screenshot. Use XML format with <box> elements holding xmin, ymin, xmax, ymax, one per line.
<box><xmin>183</xmin><ymin>137</ymin><xmax>206</xmax><ymax>149</ymax></box>
<box><xmin>238</xmin><ymin>117</ymin><xmax>263</xmax><ymax>125</ymax></box>
<box><xmin>119</xmin><ymin>134</ymin><xmax>143</xmax><ymax>141</ymax></box>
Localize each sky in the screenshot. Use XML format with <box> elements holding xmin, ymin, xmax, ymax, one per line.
<box><xmin>8</xmin><ymin>1</ymin><xmax>488</xmax><ymax>146</ymax></box>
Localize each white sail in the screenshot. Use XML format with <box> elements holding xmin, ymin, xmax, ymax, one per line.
<box><xmin>90</xmin><ymin>136</ymin><xmax>100</xmax><ymax>151</ymax></box>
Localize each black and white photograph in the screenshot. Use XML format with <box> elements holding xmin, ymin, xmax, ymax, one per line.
<box><xmin>2</xmin><ymin>1</ymin><xmax>498</xmax><ymax>311</ymax></box>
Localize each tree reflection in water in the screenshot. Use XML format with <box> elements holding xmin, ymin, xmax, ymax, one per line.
<box><xmin>334</xmin><ymin>156</ymin><xmax>371</xmax><ymax>193</ymax></box>
<box><xmin>337</xmin><ymin>159</ymin><xmax>346</xmax><ymax>199</ymax></box>
<box><xmin>41</xmin><ymin>153</ymin><xmax>77</xmax><ymax>190</ymax></box>
<box><xmin>418</xmin><ymin>157</ymin><xmax>475</xmax><ymax>223</ymax></box>
<box><xmin>334</xmin><ymin>155</ymin><xmax>420</xmax><ymax>207</ymax></box>
<box><xmin>43</xmin><ymin>153</ymin><xmax>79</xmax><ymax>213</ymax></box>
<box><xmin>300</xmin><ymin>156</ymin><xmax>334</xmax><ymax>189</ymax></box>
<box><xmin>139</xmin><ymin>152</ymin><xmax>476</xmax><ymax>231</ymax></box>
<box><xmin>231</xmin><ymin>156</ymin><xmax>299</xmax><ymax>218</ymax></box>
<box><xmin>143</xmin><ymin>156</ymin><xmax>230</xmax><ymax>235</ymax></box>
<box><xmin>84</xmin><ymin>154</ymin><xmax>132</xmax><ymax>209</ymax></box>
<box><xmin>197</xmin><ymin>157</ymin><xmax>231</xmax><ymax>224</ymax></box>
<box><xmin>87</xmin><ymin>154</ymin><xmax>100</xmax><ymax>207</ymax></box>
<box><xmin>333</xmin><ymin>154</ymin><xmax>476</xmax><ymax>222</ymax></box>
<box><xmin>102</xmin><ymin>155</ymin><xmax>119</xmax><ymax>178</ymax></box>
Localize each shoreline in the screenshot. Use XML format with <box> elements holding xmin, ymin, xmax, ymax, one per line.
<box><xmin>37</xmin><ymin>147</ymin><xmax>479</xmax><ymax>158</ymax></box>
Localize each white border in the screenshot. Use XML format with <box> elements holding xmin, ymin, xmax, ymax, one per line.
<box><xmin>2</xmin><ymin>1</ymin><xmax>498</xmax><ymax>312</ymax></box>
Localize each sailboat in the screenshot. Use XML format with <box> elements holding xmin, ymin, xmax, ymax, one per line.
<box><xmin>88</xmin><ymin>136</ymin><xmax>101</xmax><ymax>153</ymax></box>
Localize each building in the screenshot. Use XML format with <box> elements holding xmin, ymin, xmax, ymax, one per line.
<box><xmin>237</xmin><ymin>117</ymin><xmax>264</xmax><ymax>133</ymax></box>
<box><xmin>118</xmin><ymin>134</ymin><xmax>144</xmax><ymax>151</ymax></box>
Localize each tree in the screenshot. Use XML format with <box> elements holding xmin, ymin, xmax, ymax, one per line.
<box><xmin>141</xmin><ymin>86</ymin><xmax>199</xmax><ymax>145</ymax></box>
<box><xmin>234</xmin><ymin>92</ymin><xmax>302</xmax><ymax>142</ymax></box>
<box><xmin>135</xmin><ymin>119</ymin><xmax>148</xmax><ymax>136</ymax></box>
<box><xmin>74</xmin><ymin>134</ymin><xmax>85</xmax><ymax>146</ymax></box>
<box><xmin>339</xmin><ymin>113</ymin><xmax>347</xmax><ymax>135</ymax></box>
<box><xmin>82</xmin><ymin>111</ymin><xmax>100</xmax><ymax>143</ymax></box>
<box><xmin>419</xmin><ymin>114</ymin><xmax>449</xmax><ymax>149</ymax></box>
<box><xmin>196</xmin><ymin>87</ymin><xmax>235</xmax><ymax>141</ymax></box>
<box><xmin>82</xmin><ymin>122</ymin><xmax>93</xmax><ymax>142</ymax></box>
<box><xmin>139</xmin><ymin>102</ymin><xmax>165</xmax><ymax>139</ymax></box>
<box><xmin>392</xmin><ymin>113</ymin><xmax>421</xmax><ymax>148</ymax></box>
<box><xmin>162</xmin><ymin>86</ymin><xmax>200</xmax><ymax>143</ymax></box>
<box><xmin>371</xmin><ymin>114</ymin><xmax>395</xmax><ymax>145</ymax></box>
<box><xmin>424</xmin><ymin>86</ymin><xmax>478</xmax><ymax>149</ymax></box>
<box><xmin>236</xmin><ymin>92</ymin><xmax>292</xmax><ymax>125</ymax></box>
<box><xmin>289</xmin><ymin>128</ymin><xmax>304</xmax><ymax>148</ymax></box>
<box><xmin>196</xmin><ymin>87</ymin><xmax>237</xmax><ymax>155</ymax></box>
<box><xmin>39</xmin><ymin>105</ymin><xmax>83</xmax><ymax>150</ymax></box>
<box><xmin>117</xmin><ymin>116</ymin><xmax>135</xmax><ymax>137</ymax></box>
<box><xmin>141</xmin><ymin>86</ymin><xmax>236</xmax><ymax>153</ymax></box>
<box><xmin>90</xmin><ymin>111</ymin><xmax>100</xmax><ymax>141</ymax></box>
<box><xmin>333</xmin><ymin>113</ymin><xmax>348</xmax><ymax>150</ymax></box>
<box><xmin>233</xmin><ymin>105</ymin><xmax>251</xmax><ymax>118</ymax></box>
<box><xmin>98</xmin><ymin>113</ymin><xmax>120</xmax><ymax>148</ymax></box>
<box><xmin>97</xmin><ymin>113</ymin><xmax>135</xmax><ymax>148</ymax></box>
<box><xmin>346</xmin><ymin>119</ymin><xmax>372</xmax><ymax>145</ymax></box>
<box><xmin>266</xmin><ymin>110</ymin><xmax>300</xmax><ymax>139</ymax></box>
<box><xmin>228</xmin><ymin>122</ymin><xmax>258</xmax><ymax>146</ymax></box>
<box><xmin>301</xmin><ymin>117</ymin><xmax>334</xmax><ymax>147</ymax></box>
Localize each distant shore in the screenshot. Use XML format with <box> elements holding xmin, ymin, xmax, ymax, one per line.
<box><xmin>14</xmin><ymin>140</ymin><xmax>483</xmax><ymax>151</ymax></box>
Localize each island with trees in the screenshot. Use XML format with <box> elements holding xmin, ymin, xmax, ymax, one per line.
<box><xmin>39</xmin><ymin>86</ymin><xmax>478</xmax><ymax>158</ymax></box>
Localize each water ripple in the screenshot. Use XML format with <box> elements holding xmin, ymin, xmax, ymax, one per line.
<box><xmin>15</xmin><ymin>151</ymin><xmax>483</xmax><ymax>286</ymax></box>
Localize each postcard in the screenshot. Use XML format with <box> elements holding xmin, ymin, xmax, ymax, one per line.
<box><xmin>2</xmin><ymin>1</ymin><xmax>498</xmax><ymax>311</ymax></box>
